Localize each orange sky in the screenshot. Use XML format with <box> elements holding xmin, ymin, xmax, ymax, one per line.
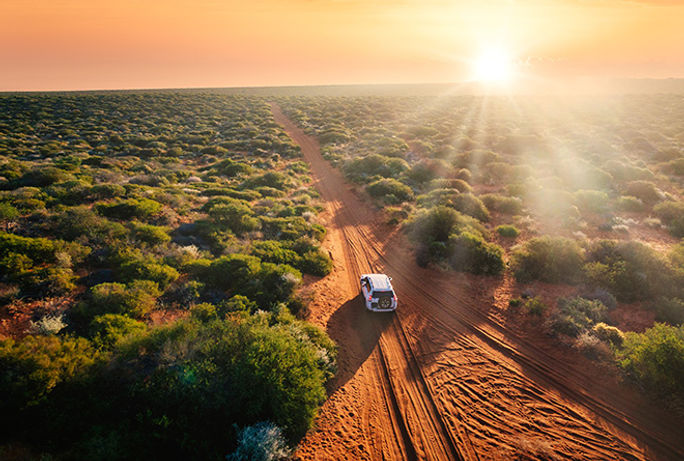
<box><xmin>1</xmin><ymin>0</ymin><xmax>683</xmax><ymax>91</ymax></box>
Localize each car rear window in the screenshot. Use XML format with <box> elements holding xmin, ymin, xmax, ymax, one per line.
<box><xmin>373</xmin><ymin>290</ymin><xmax>394</xmax><ymax>297</ymax></box>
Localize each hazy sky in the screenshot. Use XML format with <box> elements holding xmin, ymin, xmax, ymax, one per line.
<box><xmin>1</xmin><ymin>0</ymin><xmax>683</xmax><ymax>91</ymax></box>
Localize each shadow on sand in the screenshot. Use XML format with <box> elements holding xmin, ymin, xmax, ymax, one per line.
<box><xmin>325</xmin><ymin>294</ymin><xmax>394</xmax><ymax>395</ymax></box>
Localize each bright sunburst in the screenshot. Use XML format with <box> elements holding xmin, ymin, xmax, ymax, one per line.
<box><xmin>472</xmin><ymin>48</ymin><xmax>514</xmax><ymax>83</ymax></box>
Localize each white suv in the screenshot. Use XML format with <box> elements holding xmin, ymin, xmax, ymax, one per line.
<box><xmin>360</xmin><ymin>274</ymin><xmax>397</xmax><ymax>312</ymax></box>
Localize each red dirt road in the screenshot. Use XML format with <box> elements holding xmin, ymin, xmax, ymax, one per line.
<box><xmin>271</xmin><ymin>104</ymin><xmax>684</xmax><ymax>461</ymax></box>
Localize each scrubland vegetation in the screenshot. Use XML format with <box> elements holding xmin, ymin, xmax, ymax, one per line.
<box><xmin>280</xmin><ymin>94</ymin><xmax>684</xmax><ymax>410</ymax></box>
<box><xmin>2</xmin><ymin>89</ymin><xmax>684</xmax><ymax>457</ymax></box>
<box><xmin>0</xmin><ymin>93</ymin><xmax>335</xmax><ymax>459</ymax></box>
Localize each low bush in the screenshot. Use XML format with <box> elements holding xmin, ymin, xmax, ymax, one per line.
<box><xmin>366</xmin><ymin>178</ymin><xmax>414</xmax><ymax>204</ymax></box>
<box><xmin>574</xmin><ymin>331</ymin><xmax>612</xmax><ymax>360</ymax></box>
<box><xmin>617</xmin><ymin>323</ymin><xmax>684</xmax><ymax>402</ymax></box>
<box><xmin>251</xmin><ymin>240</ymin><xmax>301</xmax><ymax>267</ymax></box>
<box><xmin>343</xmin><ymin>154</ymin><xmax>409</xmax><ymax>182</ymax></box>
<box><xmin>406</xmin><ymin>206</ymin><xmax>494</xmax><ymax>270</ymax></box>
<box><xmin>299</xmin><ymin>250</ymin><xmax>333</xmax><ymax>277</ymax></box>
<box><xmin>548</xmin><ymin>297</ymin><xmax>607</xmax><ymax>337</ymax></box>
<box><xmin>119</xmin><ymin>260</ymin><xmax>179</xmax><ymax>289</ymax></box>
<box><xmin>653</xmin><ymin>201</ymin><xmax>684</xmax><ymax>238</ymax></box>
<box><xmin>496</xmin><ymin>225</ymin><xmax>519</xmax><ymax>238</ymax></box>
<box><xmin>651</xmin><ymin>297</ymin><xmax>684</xmax><ymax>325</ymax></box>
<box><xmin>524</xmin><ymin>297</ymin><xmax>548</xmax><ymax>316</ymax></box>
<box><xmin>208</xmin><ymin>202</ymin><xmax>260</xmax><ymax>235</ymax></box>
<box><xmin>573</xmin><ymin>189</ymin><xmax>610</xmax><ymax>213</ymax></box>
<box><xmin>584</xmin><ymin>240</ymin><xmax>676</xmax><ymax>302</ymax></box>
<box><xmin>616</xmin><ymin>196</ymin><xmax>644</xmax><ymax>212</ymax></box>
<box><xmin>623</xmin><ymin>181</ymin><xmax>662</xmax><ymax>206</ymax></box>
<box><xmin>129</xmin><ymin>222</ymin><xmax>171</xmax><ymax>246</ymax></box>
<box><xmin>509</xmin><ymin>298</ymin><xmax>522</xmax><ymax>308</ymax></box>
<box><xmin>592</xmin><ymin>322</ymin><xmax>625</xmax><ymax>346</ymax></box>
<box><xmin>202</xmin><ymin>254</ymin><xmax>302</xmax><ymax>308</ymax></box>
<box><xmin>96</xmin><ymin>198</ymin><xmax>163</xmax><ymax>220</ymax></box>
<box><xmin>0</xmin><ymin>335</ymin><xmax>100</xmax><ymax>412</ymax></box>
<box><xmin>243</xmin><ymin>172</ymin><xmax>291</xmax><ymax>191</ymax></box>
<box><xmin>106</xmin><ymin>314</ymin><xmax>334</xmax><ymax>453</ymax></box>
<box><xmin>451</xmin><ymin>193</ymin><xmax>490</xmax><ymax>221</ymax></box>
<box><xmin>427</xmin><ymin>178</ymin><xmax>472</xmax><ymax>193</ymax></box>
<box><xmin>89</xmin><ymin>314</ymin><xmax>147</xmax><ymax>348</ymax></box>
<box><xmin>511</xmin><ymin>236</ymin><xmax>585</xmax><ymax>284</ymax></box>
<box><xmin>480</xmin><ymin>193</ymin><xmax>524</xmax><ymax>215</ymax></box>
<box><xmin>448</xmin><ymin>232</ymin><xmax>504</xmax><ymax>275</ymax></box>
<box><xmin>77</xmin><ymin>280</ymin><xmax>161</xmax><ymax>320</ymax></box>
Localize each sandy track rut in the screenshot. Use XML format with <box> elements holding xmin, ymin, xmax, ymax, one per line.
<box><xmin>271</xmin><ymin>104</ymin><xmax>684</xmax><ymax>461</ymax></box>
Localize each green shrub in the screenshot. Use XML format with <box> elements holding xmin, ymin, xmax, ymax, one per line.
<box><xmin>221</xmin><ymin>295</ymin><xmax>258</xmax><ymax>314</ymax></box>
<box><xmin>203</xmin><ymin>254</ymin><xmax>301</xmax><ymax>307</ymax></box>
<box><xmin>616</xmin><ymin>196</ymin><xmax>644</xmax><ymax>212</ymax></box>
<box><xmin>653</xmin><ymin>201</ymin><xmax>684</xmax><ymax>238</ymax></box>
<box><xmin>407</xmin><ymin>206</ymin><xmax>486</xmax><ymax>244</ymax></box>
<box><xmin>573</xmin><ymin>189</ymin><xmax>609</xmax><ymax>213</ymax></box>
<box><xmin>548</xmin><ymin>297</ymin><xmax>607</xmax><ymax>337</ymax></box>
<box><xmin>0</xmin><ymin>335</ymin><xmax>99</xmax><ymax>411</ymax></box>
<box><xmin>448</xmin><ymin>232</ymin><xmax>504</xmax><ymax>275</ymax></box>
<box><xmin>418</xmin><ymin>191</ymin><xmax>489</xmax><ymax>221</ymax></box>
<box><xmin>496</xmin><ymin>225</ymin><xmax>519</xmax><ymax>238</ymax></box>
<box><xmin>406</xmin><ymin>160</ymin><xmax>439</xmax><ymax>185</ymax></box>
<box><xmin>89</xmin><ymin>314</ymin><xmax>147</xmax><ymax>349</ymax></box>
<box><xmin>623</xmin><ymin>181</ymin><xmax>661</xmax><ymax>205</ymax></box>
<box><xmin>617</xmin><ymin>323</ymin><xmax>684</xmax><ymax>402</ymax></box>
<box><xmin>660</xmin><ymin>157</ymin><xmax>684</xmax><ymax>176</ymax></box>
<box><xmin>255</xmin><ymin>263</ymin><xmax>302</xmax><ymax>307</ymax></box>
<box><xmin>366</xmin><ymin>178</ymin><xmax>414</xmax><ymax>204</ymax></box>
<box><xmin>511</xmin><ymin>236</ymin><xmax>584</xmax><ymax>284</ymax></box>
<box><xmin>0</xmin><ymin>202</ymin><xmax>20</xmax><ymax>224</ymax></box>
<box><xmin>427</xmin><ymin>178</ymin><xmax>471</xmax><ymax>193</ymax></box>
<box><xmin>251</xmin><ymin>240</ymin><xmax>300</xmax><ymax>266</ymax></box>
<box><xmin>0</xmin><ymin>231</ymin><xmax>61</xmax><ymax>263</ymax></box>
<box><xmin>343</xmin><ymin>154</ymin><xmax>409</xmax><ymax>182</ymax></box>
<box><xmin>130</xmin><ymin>222</ymin><xmax>171</xmax><ymax>245</ymax></box>
<box><xmin>592</xmin><ymin>322</ymin><xmax>625</xmax><ymax>346</ymax></box>
<box><xmin>480</xmin><ymin>193</ymin><xmax>524</xmax><ymax>215</ymax></box>
<box><xmin>82</xmin><ymin>280</ymin><xmax>161</xmax><ymax>319</ymax></box>
<box><xmin>215</xmin><ymin>159</ymin><xmax>253</xmax><ymax>177</ymax></box>
<box><xmin>260</xmin><ymin>216</ymin><xmax>323</xmax><ymax>241</ymax></box>
<box><xmin>243</xmin><ymin>172</ymin><xmax>290</xmax><ymax>190</ymax></box>
<box><xmin>17</xmin><ymin>266</ymin><xmax>76</xmax><ymax>295</ymax></box>
<box><xmin>299</xmin><ymin>250</ymin><xmax>333</xmax><ymax>277</ymax></box>
<box><xmin>112</xmin><ymin>314</ymin><xmax>334</xmax><ymax>447</ymax></box>
<box><xmin>651</xmin><ymin>297</ymin><xmax>684</xmax><ymax>325</ymax></box>
<box><xmin>584</xmin><ymin>240</ymin><xmax>676</xmax><ymax>302</ymax></box>
<box><xmin>190</xmin><ymin>302</ymin><xmax>219</xmax><ymax>322</ymax></box>
<box><xmin>49</xmin><ymin>207</ymin><xmax>127</xmax><ymax>244</ymax></box>
<box><xmin>509</xmin><ymin>298</ymin><xmax>522</xmax><ymax>308</ymax></box>
<box><xmin>119</xmin><ymin>260</ymin><xmax>179</xmax><ymax>289</ymax></box>
<box><xmin>96</xmin><ymin>198</ymin><xmax>162</xmax><ymax>220</ymax></box>
<box><xmin>204</xmin><ymin>254</ymin><xmax>262</xmax><ymax>292</ymax></box>
<box><xmin>208</xmin><ymin>203</ymin><xmax>260</xmax><ymax>235</ymax></box>
<box><xmin>0</xmin><ymin>252</ymin><xmax>33</xmax><ymax>275</ymax></box>
<box><xmin>524</xmin><ymin>297</ymin><xmax>548</xmax><ymax>316</ymax></box>
<box><xmin>17</xmin><ymin>167</ymin><xmax>72</xmax><ymax>187</ymax></box>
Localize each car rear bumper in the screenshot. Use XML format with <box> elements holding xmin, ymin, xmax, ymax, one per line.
<box><xmin>365</xmin><ymin>302</ymin><xmax>397</xmax><ymax>312</ymax></box>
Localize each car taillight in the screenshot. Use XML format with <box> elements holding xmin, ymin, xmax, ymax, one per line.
<box><xmin>368</xmin><ymin>295</ymin><xmax>372</xmax><ymax>301</ymax></box>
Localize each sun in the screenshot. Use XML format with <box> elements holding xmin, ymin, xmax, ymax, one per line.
<box><xmin>472</xmin><ymin>48</ymin><xmax>514</xmax><ymax>83</ymax></box>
